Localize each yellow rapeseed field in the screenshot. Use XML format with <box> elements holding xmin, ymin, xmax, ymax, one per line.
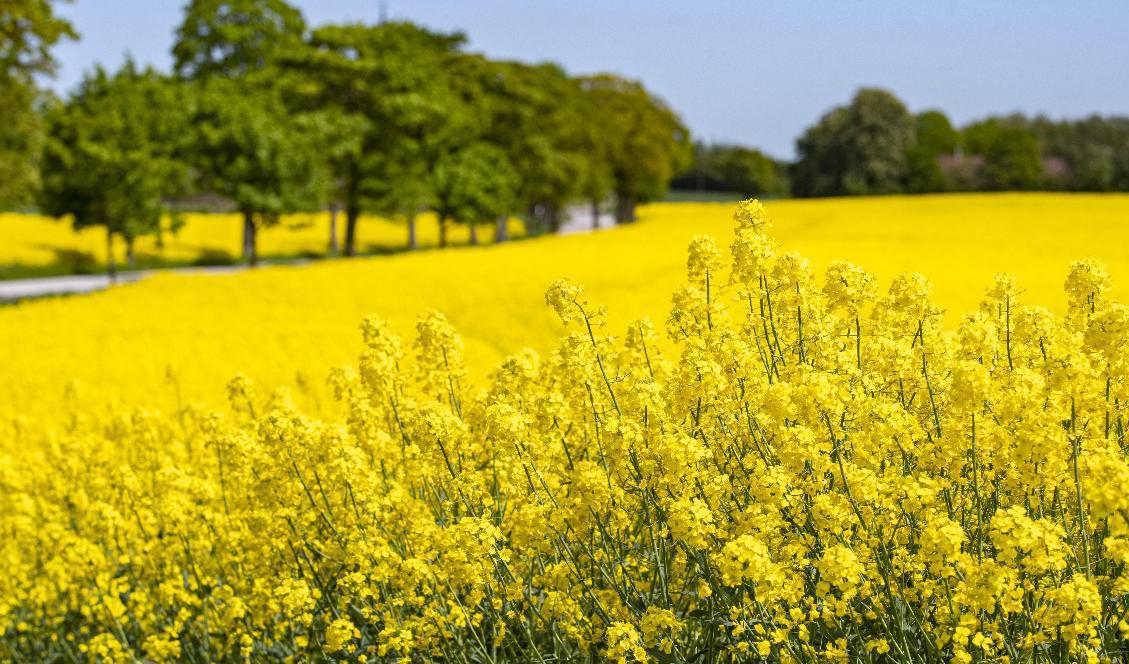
<box><xmin>0</xmin><ymin>210</ymin><xmax>521</xmax><ymax>268</ymax></box>
<box><xmin>1</xmin><ymin>193</ymin><xmax>1128</xmax><ymax>423</ymax></box>
<box><xmin>6</xmin><ymin>197</ymin><xmax>1129</xmax><ymax>661</ymax></box>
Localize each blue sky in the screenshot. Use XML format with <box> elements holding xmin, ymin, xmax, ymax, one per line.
<box><xmin>50</xmin><ymin>1</ymin><xmax>1129</xmax><ymax>158</ymax></box>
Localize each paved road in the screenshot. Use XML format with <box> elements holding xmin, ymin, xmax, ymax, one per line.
<box><xmin>558</xmin><ymin>204</ymin><xmax>618</xmax><ymax>235</ymax></box>
<box><xmin>0</xmin><ymin>265</ymin><xmax>246</xmax><ymax>302</ymax></box>
<box><xmin>0</xmin><ymin>206</ymin><xmax>613</xmax><ymax>302</ymax></box>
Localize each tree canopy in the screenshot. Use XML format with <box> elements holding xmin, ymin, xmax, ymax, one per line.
<box><xmin>579</xmin><ymin>74</ymin><xmax>691</xmax><ymax>222</ymax></box>
<box><xmin>21</xmin><ymin>2</ymin><xmax>1129</xmax><ymax>280</ymax></box>
<box><xmin>962</xmin><ymin>117</ymin><xmax>1044</xmax><ymax>191</ymax></box>
<box><xmin>792</xmin><ymin>88</ymin><xmax>914</xmax><ymax>197</ymax></box>
<box><xmin>280</xmin><ymin>21</ymin><xmax>467</xmax><ymax>254</ymax></box>
<box><xmin>0</xmin><ymin>0</ymin><xmax>76</xmax><ymax>208</ymax></box>
<box><xmin>779</xmin><ymin>88</ymin><xmax>1129</xmax><ymax>198</ymax></box>
<box><xmin>39</xmin><ymin>62</ymin><xmax>192</xmax><ymax>273</ymax></box>
<box><xmin>173</xmin><ymin>0</ymin><xmax>306</xmax><ymax>80</ymax></box>
<box><xmin>188</xmin><ymin>79</ymin><xmax>331</xmax><ymax>263</ymax></box>
<box><xmin>904</xmin><ymin>110</ymin><xmax>959</xmax><ymax>193</ymax></box>
<box><xmin>0</xmin><ymin>77</ymin><xmax>46</xmax><ymax>209</ymax></box>
<box><xmin>9</xmin><ymin>2</ymin><xmax>701</xmax><ymax>260</ymax></box>
<box><xmin>1</xmin><ymin>0</ymin><xmax>76</xmax><ymax>79</ymax></box>
<box><xmin>432</xmin><ymin>143</ymin><xmax>520</xmax><ymax>247</ymax></box>
<box><xmin>463</xmin><ymin>59</ymin><xmax>593</xmax><ymax>232</ymax></box>
<box><xmin>671</xmin><ymin>143</ymin><xmax>789</xmax><ymax>197</ymax></box>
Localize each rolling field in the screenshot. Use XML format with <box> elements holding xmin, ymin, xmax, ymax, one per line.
<box><xmin>7</xmin><ymin>193</ymin><xmax>1129</xmax><ymax>661</ymax></box>
<box><xmin>1</xmin><ymin>192</ymin><xmax>1128</xmax><ymax>423</ymax></box>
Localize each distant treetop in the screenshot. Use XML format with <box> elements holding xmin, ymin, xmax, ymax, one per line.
<box><xmin>173</xmin><ymin>0</ymin><xmax>307</xmax><ymax>79</ymax></box>
<box><xmin>0</xmin><ymin>0</ymin><xmax>77</xmax><ymax>80</ymax></box>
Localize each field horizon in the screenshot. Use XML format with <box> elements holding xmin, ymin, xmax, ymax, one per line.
<box><xmin>2</xmin><ymin>192</ymin><xmax>1128</xmax><ymax>424</ymax></box>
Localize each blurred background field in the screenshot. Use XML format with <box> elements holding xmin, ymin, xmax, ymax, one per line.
<box><xmin>3</xmin><ymin>192</ymin><xmax>1128</xmax><ymax>423</ymax></box>
<box><xmin>0</xmin><ymin>211</ymin><xmax>524</xmax><ymax>278</ymax></box>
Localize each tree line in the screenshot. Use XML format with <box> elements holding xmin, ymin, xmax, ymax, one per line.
<box><xmin>678</xmin><ymin>88</ymin><xmax>1129</xmax><ymax>199</ymax></box>
<box><xmin>1</xmin><ymin>0</ymin><xmax>692</xmax><ymax>271</ymax></box>
<box><xmin>5</xmin><ymin>2</ymin><xmax>1126</xmax><ymax>276</ymax></box>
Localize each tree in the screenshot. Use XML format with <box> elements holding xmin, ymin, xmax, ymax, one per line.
<box><xmin>173</xmin><ymin>0</ymin><xmax>306</xmax><ymax>80</ymax></box>
<box><xmin>963</xmin><ymin>117</ymin><xmax>1043</xmax><ymax>190</ymax></box>
<box><xmin>1</xmin><ymin>0</ymin><xmax>76</xmax><ymax>77</ymax></box>
<box><xmin>905</xmin><ymin>110</ymin><xmax>958</xmax><ymax>193</ymax></box>
<box><xmin>1035</xmin><ymin>115</ymin><xmax>1129</xmax><ymax>192</ymax></box>
<box><xmin>281</xmin><ymin>21</ymin><xmax>467</xmax><ymax>255</ymax></box>
<box><xmin>792</xmin><ymin>88</ymin><xmax>914</xmax><ymax>197</ymax></box>
<box><xmin>576</xmin><ymin>121</ymin><xmax>614</xmax><ymax>232</ymax></box>
<box><xmin>0</xmin><ymin>0</ymin><xmax>76</xmax><ymax>208</ymax></box>
<box><xmin>39</xmin><ymin>63</ymin><xmax>192</xmax><ymax>279</ymax></box>
<box><xmin>671</xmin><ymin>143</ymin><xmax>789</xmax><ymax>197</ymax></box>
<box><xmin>579</xmin><ymin>74</ymin><xmax>691</xmax><ymax>223</ymax></box>
<box><xmin>0</xmin><ymin>77</ymin><xmax>46</xmax><ymax>209</ymax></box>
<box><xmin>432</xmin><ymin>143</ymin><xmax>519</xmax><ymax>248</ymax></box>
<box><xmin>189</xmin><ymin>79</ymin><xmax>331</xmax><ymax>264</ymax></box>
<box><xmin>173</xmin><ymin>0</ymin><xmax>330</xmax><ymax>264</ymax></box>
<box><xmin>458</xmin><ymin>59</ymin><xmax>593</xmax><ymax>234</ymax></box>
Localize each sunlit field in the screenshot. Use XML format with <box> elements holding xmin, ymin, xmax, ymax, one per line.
<box><xmin>2</xmin><ymin>193</ymin><xmax>1129</xmax><ymax>424</ymax></box>
<box><xmin>8</xmin><ymin>195</ymin><xmax>1129</xmax><ymax>661</ymax></box>
<box><xmin>8</xmin><ymin>0</ymin><xmax>1129</xmax><ymax>656</ymax></box>
<box><xmin>0</xmin><ymin>211</ymin><xmax>523</xmax><ymax>275</ymax></box>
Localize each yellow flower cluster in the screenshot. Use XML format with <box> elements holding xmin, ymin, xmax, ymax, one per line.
<box><xmin>6</xmin><ymin>198</ymin><xmax>1129</xmax><ymax>662</ymax></box>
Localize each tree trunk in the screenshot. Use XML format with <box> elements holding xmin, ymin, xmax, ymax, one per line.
<box><xmin>328</xmin><ymin>202</ymin><xmax>340</xmax><ymax>255</ymax></box>
<box><xmin>546</xmin><ymin>204</ymin><xmax>561</xmax><ymax>233</ymax></box>
<box><xmin>407</xmin><ymin>211</ymin><xmax>418</xmax><ymax>250</ymax></box>
<box><xmin>468</xmin><ymin>222</ymin><xmax>479</xmax><ymax>246</ymax></box>
<box><xmin>242</xmin><ymin>210</ymin><xmax>258</xmax><ymax>266</ymax></box>
<box><xmin>105</xmin><ymin>227</ymin><xmax>117</xmax><ymax>284</ymax></box>
<box><xmin>495</xmin><ymin>216</ymin><xmax>508</xmax><ymax>243</ymax></box>
<box><xmin>126</xmin><ymin>237</ymin><xmax>136</xmax><ymax>268</ymax></box>
<box><xmin>592</xmin><ymin>199</ymin><xmax>602</xmax><ymax>230</ymax></box>
<box><xmin>344</xmin><ymin>205</ymin><xmax>359</xmax><ymax>257</ymax></box>
<box><xmin>526</xmin><ymin>204</ymin><xmax>542</xmax><ymax>236</ymax></box>
<box><xmin>615</xmin><ymin>194</ymin><xmax>637</xmax><ymax>224</ymax></box>
<box><xmin>438</xmin><ymin>216</ymin><xmax>448</xmax><ymax>248</ymax></box>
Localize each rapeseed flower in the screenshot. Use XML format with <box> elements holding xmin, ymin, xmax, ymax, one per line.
<box><xmin>5</xmin><ymin>198</ymin><xmax>1129</xmax><ymax>662</ymax></box>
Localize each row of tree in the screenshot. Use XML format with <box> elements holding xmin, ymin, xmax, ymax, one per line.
<box><xmin>676</xmin><ymin>89</ymin><xmax>1129</xmax><ymax>198</ymax></box>
<box><xmin>670</xmin><ymin>143</ymin><xmax>790</xmax><ymax>199</ymax></box>
<box><xmin>1</xmin><ymin>0</ymin><xmax>692</xmax><ymax>269</ymax></box>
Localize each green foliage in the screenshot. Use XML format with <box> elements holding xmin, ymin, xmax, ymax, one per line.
<box><xmin>173</xmin><ymin>0</ymin><xmax>306</xmax><ymax>80</ymax></box>
<box><xmin>0</xmin><ymin>77</ymin><xmax>45</xmax><ymax>209</ymax></box>
<box><xmin>461</xmin><ymin>58</ymin><xmax>595</xmax><ymax>230</ymax></box>
<box><xmin>914</xmin><ymin>110</ymin><xmax>959</xmax><ymax>155</ymax></box>
<box><xmin>1033</xmin><ymin>115</ymin><xmax>1129</xmax><ymax>192</ymax></box>
<box><xmin>792</xmin><ymin>87</ymin><xmax>914</xmax><ymax>197</ymax></box>
<box><xmin>963</xmin><ymin>117</ymin><xmax>1043</xmax><ymax>191</ymax></box>
<box><xmin>672</xmin><ymin>143</ymin><xmax>789</xmax><ymax>197</ymax></box>
<box><xmin>578</xmin><ymin>74</ymin><xmax>691</xmax><ymax>222</ymax></box>
<box><xmin>39</xmin><ymin>62</ymin><xmax>191</xmax><ymax>267</ymax></box>
<box><xmin>433</xmin><ymin>143</ymin><xmax>520</xmax><ymax>245</ymax></box>
<box><xmin>280</xmin><ymin>21</ymin><xmax>467</xmax><ymax>253</ymax></box>
<box><xmin>0</xmin><ymin>0</ymin><xmax>76</xmax><ymax>78</ymax></box>
<box><xmin>0</xmin><ymin>0</ymin><xmax>75</xmax><ymax>209</ymax></box>
<box><xmin>789</xmin><ymin>88</ymin><xmax>1129</xmax><ymax>196</ymax></box>
<box><xmin>11</xmin><ymin>3</ymin><xmax>705</xmax><ymax>249</ymax></box>
<box><xmin>791</xmin><ymin>88</ymin><xmax>1129</xmax><ymax>196</ymax></box>
<box><xmin>905</xmin><ymin>110</ymin><xmax>958</xmax><ymax>193</ymax></box>
<box><xmin>188</xmin><ymin>78</ymin><xmax>331</xmax><ymax>261</ymax></box>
